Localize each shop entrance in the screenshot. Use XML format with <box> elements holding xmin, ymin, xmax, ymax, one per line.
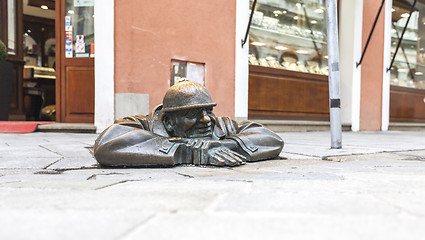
<box><xmin>56</xmin><ymin>0</ymin><xmax>94</xmax><ymax>123</ymax></box>
<box><xmin>389</xmin><ymin>0</ymin><xmax>425</xmax><ymax>123</ymax></box>
<box><xmin>0</xmin><ymin>0</ymin><xmax>94</xmax><ymax>123</ymax></box>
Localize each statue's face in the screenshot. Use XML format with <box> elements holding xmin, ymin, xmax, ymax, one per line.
<box><xmin>167</xmin><ymin>106</ymin><xmax>216</xmax><ymax>138</ymax></box>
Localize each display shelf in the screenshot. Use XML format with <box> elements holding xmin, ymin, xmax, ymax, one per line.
<box><xmin>250</xmin><ymin>0</ymin><xmax>326</xmax><ymax>20</ymax></box>
<box><xmin>248</xmin><ymin>0</ymin><xmax>328</xmax><ymax>76</ymax></box>
<box><xmin>250</xmin><ymin>25</ymin><xmax>327</xmax><ymax>48</ymax></box>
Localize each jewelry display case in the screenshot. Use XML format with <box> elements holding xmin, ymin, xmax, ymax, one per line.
<box><xmin>249</xmin><ymin>0</ymin><xmax>328</xmax><ymax>75</ymax></box>
<box><xmin>389</xmin><ymin>0</ymin><xmax>425</xmax><ymax>123</ymax></box>
<box><xmin>248</xmin><ymin>0</ymin><xmax>330</xmax><ymax>120</ymax></box>
<box><xmin>390</xmin><ymin>1</ymin><xmax>425</xmax><ymax>89</ymax></box>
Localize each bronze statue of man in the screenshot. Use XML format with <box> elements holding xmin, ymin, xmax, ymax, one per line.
<box><xmin>94</xmin><ymin>80</ymin><xmax>284</xmax><ymax>167</ymax></box>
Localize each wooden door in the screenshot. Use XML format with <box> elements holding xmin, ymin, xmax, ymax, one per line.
<box><xmin>56</xmin><ymin>0</ymin><xmax>94</xmax><ymax>123</ymax></box>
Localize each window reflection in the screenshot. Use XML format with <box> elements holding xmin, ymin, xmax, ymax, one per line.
<box><xmin>7</xmin><ymin>0</ymin><xmax>16</xmax><ymax>55</ymax></box>
<box><xmin>390</xmin><ymin>0</ymin><xmax>425</xmax><ymax>89</ymax></box>
<box><xmin>248</xmin><ymin>0</ymin><xmax>328</xmax><ymax>75</ymax></box>
<box><xmin>65</xmin><ymin>0</ymin><xmax>94</xmax><ymax>58</ymax></box>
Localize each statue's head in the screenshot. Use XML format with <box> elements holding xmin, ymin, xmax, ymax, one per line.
<box><xmin>162</xmin><ymin>80</ymin><xmax>217</xmax><ymax>138</ymax></box>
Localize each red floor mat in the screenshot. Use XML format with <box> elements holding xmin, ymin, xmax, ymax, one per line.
<box><xmin>0</xmin><ymin>121</ymin><xmax>52</xmax><ymax>133</ymax></box>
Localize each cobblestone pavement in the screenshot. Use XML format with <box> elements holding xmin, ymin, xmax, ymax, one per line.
<box><xmin>0</xmin><ymin>131</ymin><xmax>424</xmax><ymax>240</ymax></box>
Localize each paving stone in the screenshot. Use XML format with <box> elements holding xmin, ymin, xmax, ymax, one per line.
<box><xmin>0</xmin><ymin>157</ymin><xmax>61</xmax><ymax>169</ymax></box>
<box><xmin>123</xmin><ymin>213</ymin><xmax>425</xmax><ymax>240</ymax></box>
<box><xmin>0</xmin><ymin>209</ymin><xmax>152</xmax><ymax>240</ymax></box>
<box><xmin>38</xmin><ymin>143</ymin><xmax>94</xmax><ymax>158</ymax></box>
<box><xmin>0</xmin><ymin>146</ymin><xmax>61</xmax><ymax>158</ymax></box>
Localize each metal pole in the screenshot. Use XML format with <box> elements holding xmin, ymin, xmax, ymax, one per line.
<box><xmin>326</xmin><ymin>0</ymin><xmax>342</xmax><ymax>149</ymax></box>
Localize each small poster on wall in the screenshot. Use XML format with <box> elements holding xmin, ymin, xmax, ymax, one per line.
<box><xmin>75</xmin><ymin>35</ymin><xmax>85</xmax><ymax>53</ymax></box>
<box><xmin>65</xmin><ymin>16</ymin><xmax>73</xmax><ymax>58</ymax></box>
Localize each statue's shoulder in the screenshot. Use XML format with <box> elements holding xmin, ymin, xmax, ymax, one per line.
<box><xmin>114</xmin><ymin>114</ymin><xmax>150</xmax><ymax>130</ymax></box>
<box><xmin>111</xmin><ymin>105</ymin><xmax>165</xmax><ymax>132</ymax></box>
<box><xmin>216</xmin><ymin>116</ymin><xmax>261</xmax><ymax>127</ymax></box>
<box><xmin>215</xmin><ymin>117</ymin><xmax>264</xmax><ymax>135</ymax></box>
<box><xmin>214</xmin><ymin>116</ymin><xmax>238</xmax><ymax>136</ymax></box>
<box><xmin>149</xmin><ymin>104</ymin><xmax>163</xmax><ymax>119</ymax></box>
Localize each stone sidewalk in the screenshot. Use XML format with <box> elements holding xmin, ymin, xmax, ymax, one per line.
<box><xmin>0</xmin><ymin>131</ymin><xmax>424</xmax><ymax>240</ymax></box>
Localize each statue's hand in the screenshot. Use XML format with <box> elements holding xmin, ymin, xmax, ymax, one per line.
<box><xmin>193</xmin><ymin>140</ymin><xmax>246</xmax><ymax>166</ymax></box>
<box><xmin>207</xmin><ymin>147</ymin><xmax>247</xmax><ymax>166</ymax></box>
<box><xmin>170</xmin><ymin>138</ymin><xmax>247</xmax><ymax>166</ymax></box>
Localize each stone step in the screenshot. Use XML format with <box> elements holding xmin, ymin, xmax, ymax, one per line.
<box><xmin>388</xmin><ymin>122</ymin><xmax>425</xmax><ymax>131</ymax></box>
<box><xmin>254</xmin><ymin>119</ymin><xmax>425</xmax><ymax>132</ymax></box>
<box><xmin>37</xmin><ymin>123</ymin><xmax>96</xmax><ymax>133</ymax></box>
<box><xmin>35</xmin><ymin>121</ymin><xmax>425</xmax><ymax>134</ymax></box>
<box><xmin>252</xmin><ymin>119</ymin><xmax>351</xmax><ymax>132</ymax></box>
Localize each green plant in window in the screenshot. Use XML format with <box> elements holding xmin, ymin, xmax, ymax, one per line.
<box><xmin>0</xmin><ymin>40</ymin><xmax>7</xmax><ymax>61</ymax></box>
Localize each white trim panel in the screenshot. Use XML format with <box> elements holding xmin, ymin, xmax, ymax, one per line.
<box><xmin>235</xmin><ymin>0</ymin><xmax>249</xmax><ymax>122</ymax></box>
<box><xmin>94</xmin><ymin>0</ymin><xmax>115</xmax><ymax>133</ymax></box>
<box><xmin>381</xmin><ymin>0</ymin><xmax>392</xmax><ymax>131</ymax></box>
<box><xmin>339</xmin><ymin>0</ymin><xmax>356</xmax><ymax>126</ymax></box>
<box><xmin>351</xmin><ymin>0</ymin><xmax>364</xmax><ymax>132</ymax></box>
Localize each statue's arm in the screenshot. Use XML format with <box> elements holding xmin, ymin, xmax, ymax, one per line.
<box><xmin>94</xmin><ymin>124</ymin><xmax>184</xmax><ymax>167</ymax></box>
<box><xmin>224</xmin><ymin>119</ymin><xmax>284</xmax><ymax>162</ymax></box>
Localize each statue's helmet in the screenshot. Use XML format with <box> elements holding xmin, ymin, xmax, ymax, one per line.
<box><xmin>162</xmin><ymin>80</ymin><xmax>216</xmax><ymax>112</ymax></box>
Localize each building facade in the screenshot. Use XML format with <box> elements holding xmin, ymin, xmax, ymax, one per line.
<box><xmin>1</xmin><ymin>0</ymin><xmax>424</xmax><ymax>132</ymax></box>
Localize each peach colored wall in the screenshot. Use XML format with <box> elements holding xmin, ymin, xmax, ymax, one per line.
<box><xmin>360</xmin><ymin>0</ymin><xmax>385</xmax><ymax>131</ymax></box>
<box><xmin>114</xmin><ymin>0</ymin><xmax>236</xmax><ymax>118</ymax></box>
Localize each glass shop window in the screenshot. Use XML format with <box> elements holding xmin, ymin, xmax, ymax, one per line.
<box><xmin>65</xmin><ymin>0</ymin><xmax>95</xmax><ymax>58</ymax></box>
<box><xmin>7</xmin><ymin>0</ymin><xmax>17</xmax><ymax>55</ymax></box>
<box><xmin>248</xmin><ymin>0</ymin><xmax>328</xmax><ymax>75</ymax></box>
<box><xmin>390</xmin><ymin>0</ymin><xmax>425</xmax><ymax>89</ymax></box>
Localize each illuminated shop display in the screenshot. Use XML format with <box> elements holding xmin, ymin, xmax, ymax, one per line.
<box><xmin>390</xmin><ymin>0</ymin><xmax>425</xmax><ymax>89</ymax></box>
<box><xmin>248</xmin><ymin>0</ymin><xmax>328</xmax><ymax>75</ymax></box>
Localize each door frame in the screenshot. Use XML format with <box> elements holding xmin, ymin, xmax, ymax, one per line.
<box><xmin>55</xmin><ymin>0</ymin><xmax>61</xmax><ymax>122</ymax></box>
<box><xmin>55</xmin><ymin>0</ymin><xmax>95</xmax><ymax>123</ymax></box>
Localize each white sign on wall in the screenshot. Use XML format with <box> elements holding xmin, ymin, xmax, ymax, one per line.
<box><xmin>74</xmin><ymin>0</ymin><xmax>94</xmax><ymax>7</ymax></box>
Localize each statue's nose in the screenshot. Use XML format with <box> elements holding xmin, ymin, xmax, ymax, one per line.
<box><xmin>199</xmin><ymin>110</ymin><xmax>211</xmax><ymax>123</ymax></box>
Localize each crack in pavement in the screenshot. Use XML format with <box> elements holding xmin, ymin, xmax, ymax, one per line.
<box><xmin>43</xmin><ymin>158</ymin><xmax>64</xmax><ymax>169</ymax></box>
<box><xmin>226</xmin><ymin>179</ymin><xmax>253</xmax><ymax>183</ymax></box>
<box><xmin>95</xmin><ymin>179</ymin><xmax>144</xmax><ymax>190</ymax></box>
<box><xmin>176</xmin><ymin>172</ymin><xmax>195</xmax><ymax>178</ymax></box>
<box><xmin>383</xmin><ymin>149</ymin><xmax>425</xmax><ymax>153</ymax></box>
<box><xmin>49</xmin><ymin>166</ymin><xmax>99</xmax><ymax>172</ymax></box>
<box><xmin>34</xmin><ymin>170</ymin><xmax>64</xmax><ymax>175</ymax></box>
<box><xmin>38</xmin><ymin>145</ymin><xmax>64</xmax><ymax>157</ymax></box>
<box><xmin>86</xmin><ymin>172</ymin><xmax>130</xmax><ymax>180</ymax></box>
